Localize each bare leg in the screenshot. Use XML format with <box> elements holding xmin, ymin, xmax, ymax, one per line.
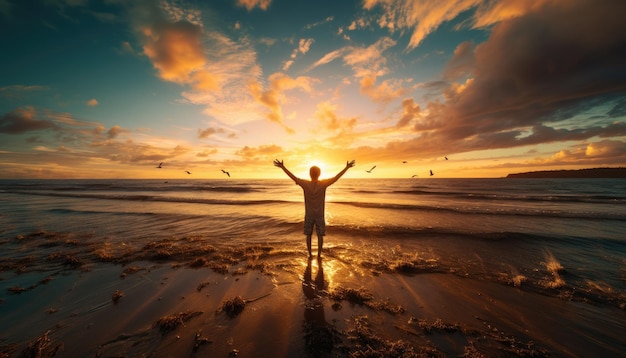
<box><xmin>306</xmin><ymin>234</ymin><xmax>313</xmax><ymax>257</ymax></box>
<box><xmin>317</xmin><ymin>234</ymin><xmax>324</xmax><ymax>258</ymax></box>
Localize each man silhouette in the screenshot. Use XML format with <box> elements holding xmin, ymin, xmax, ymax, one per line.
<box><xmin>274</xmin><ymin>159</ymin><xmax>355</xmax><ymax>257</ymax></box>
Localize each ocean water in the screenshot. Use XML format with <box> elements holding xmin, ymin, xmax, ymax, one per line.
<box><xmin>1</xmin><ymin>178</ymin><xmax>625</xmax><ymax>307</ymax></box>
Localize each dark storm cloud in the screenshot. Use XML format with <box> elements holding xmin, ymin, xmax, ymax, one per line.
<box><xmin>436</xmin><ymin>0</ymin><xmax>626</xmax><ymax>145</ymax></box>
<box><xmin>0</xmin><ymin>107</ymin><xmax>58</xmax><ymax>134</ymax></box>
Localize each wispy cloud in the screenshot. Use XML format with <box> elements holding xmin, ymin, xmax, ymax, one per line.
<box><xmin>364</xmin><ymin>0</ymin><xmax>483</xmax><ymax>50</ymax></box>
<box><xmin>0</xmin><ymin>85</ymin><xmax>47</xmax><ymax>100</ymax></box>
<box><xmin>283</xmin><ymin>38</ymin><xmax>315</xmax><ymax>71</ymax></box>
<box><xmin>236</xmin><ymin>144</ymin><xmax>282</xmax><ymax>159</ymax></box>
<box><xmin>363</xmin><ymin>0</ymin><xmax>557</xmax><ymax>52</ymax></box>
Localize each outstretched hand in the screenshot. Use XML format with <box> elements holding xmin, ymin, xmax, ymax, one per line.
<box><xmin>346</xmin><ymin>160</ymin><xmax>356</xmax><ymax>168</ymax></box>
<box><xmin>273</xmin><ymin>159</ymin><xmax>284</xmax><ymax>168</ymax></box>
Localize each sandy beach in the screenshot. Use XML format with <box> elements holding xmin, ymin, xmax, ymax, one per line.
<box><xmin>1</xmin><ymin>230</ymin><xmax>624</xmax><ymax>358</ymax></box>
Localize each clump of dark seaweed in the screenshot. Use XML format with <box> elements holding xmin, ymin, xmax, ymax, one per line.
<box><xmin>63</xmin><ymin>255</ymin><xmax>84</xmax><ymax>268</ymax></box>
<box><xmin>209</xmin><ymin>262</ymin><xmax>229</xmax><ymax>274</ymax></box>
<box><xmin>120</xmin><ymin>266</ymin><xmax>142</xmax><ymax>278</ymax></box>
<box><xmin>197</xmin><ymin>281</ymin><xmax>213</xmax><ymax>292</ymax></box>
<box><xmin>154</xmin><ymin>311</ymin><xmax>203</xmax><ymax>334</ymax></box>
<box><xmin>112</xmin><ymin>289</ymin><xmax>124</xmax><ymax>304</ymax></box>
<box><xmin>392</xmin><ymin>257</ymin><xmax>440</xmax><ymax>275</ymax></box>
<box><xmin>8</xmin><ymin>286</ymin><xmax>27</xmax><ymax>294</ymax></box>
<box><xmin>142</xmin><ymin>238</ymin><xmax>216</xmax><ymax>262</ymax></box>
<box><xmin>400</xmin><ymin>316</ymin><xmax>551</xmax><ymax>356</ymax></box>
<box><xmin>329</xmin><ymin>286</ymin><xmax>404</xmax><ymax>313</ymax></box>
<box><xmin>364</xmin><ymin>298</ymin><xmax>405</xmax><ymax>314</ymax></box>
<box><xmin>189</xmin><ymin>257</ymin><xmax>207</xmax><ymax>268</ymax></box>
<box><xmin>22</xmin><ymin>330</ymin><xmax>64</xmax><ymax>358</ymax></box>
<box><xmin>329</xmin><ymin>287</ymin><xmax>373</xmax><ymax>305</ymax></box>
<box><xmin>409</xmin><ymin>317</ymin><xmax>461</xmax><ymax>334</ymax></box>
<box><xmin>231</xmin><ymin>267</ymin><xmax>248</xmax><ymax>275</ymax></box>
<box><xmin>246</xmin><ymin>261</ymin><xmax>272</xmax><ymax>275</ymax></box>
<box><xmin>345</xmin><ymin>316</ymin><xmax>421</xmax><ymax>357</ymax></box>
<box><xmin>218</xmin><ymin>296</ymin><xmax>246</xmax><ymax>318</ymax></box>
<box><xmin>153</xmin><ymin>250</ymin><xmax>172</xmax><ymax>260</ymax></box>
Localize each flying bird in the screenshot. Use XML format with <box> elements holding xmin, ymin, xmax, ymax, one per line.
<box><xmin>185</xmin><ymin>171</ymin><xmax>191</xmax><ymax>175</ymax></box>
<box><xmin>430</xmin><ymin>170</ymin><xmax>434</xmax><ymax>176</ymax></box>
<box><xmin>156</xmin><ymin>162</ymin><xmax>163</xmax><ymax>168</ymax></box>
<box><xmin>365</xmin><ymin>165</ymin><xmax>376</xmax><ymax>173</ymax></box>
<box><xmin>221</xmin><ymin>169</ymin><xmax>230</xmax><ymax>177</ymax></box>
<box><xmin>402</xmin><ymin>161</ymin><xmax>408</xmax><ymax>164</ymax></box>
<box><xmin>411</xmin><ymin>174</ymin><xmax>418</xmax><ymax>178</ymax></box>
<box><xmin>445</xmin><ymin>156</ymin><xmax>448</xmax><ymax>160</ymax></box>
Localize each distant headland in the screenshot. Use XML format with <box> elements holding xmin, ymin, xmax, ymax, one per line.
<box><xmin>506</xmin><ymin>167</ymin><xmax>626</xmax><ymax>178</ymax></box>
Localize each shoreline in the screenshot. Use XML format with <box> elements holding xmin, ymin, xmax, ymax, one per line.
<box><xmin>2</xmin><ymin>240</ymin><xmax>625</xmax><ymax>357</ymax></box>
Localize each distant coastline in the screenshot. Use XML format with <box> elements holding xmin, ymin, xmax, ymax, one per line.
<box><xmin>507</xmin><ymin>167</ymin><xmax>626</xmax><ymax>178</ymax></box>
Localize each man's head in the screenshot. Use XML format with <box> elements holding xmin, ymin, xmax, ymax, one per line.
<box><xmin>309</xmin><ymin>166</ymin><xmax>320</xmax><ymax>180</ymax></box>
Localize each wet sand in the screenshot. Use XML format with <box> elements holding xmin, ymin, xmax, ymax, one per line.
<box><xmin>1</xmin><ymin>232</ymin><xmax>625</xmax><ymax>357</ymax></box>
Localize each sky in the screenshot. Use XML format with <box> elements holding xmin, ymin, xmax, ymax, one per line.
<box><xmin>1</xmin><ymin>0</ymin><xmax>625</xmax><ymax>179</ymax></box>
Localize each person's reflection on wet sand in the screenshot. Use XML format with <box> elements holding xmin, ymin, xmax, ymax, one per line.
<box><xmin>302</xmin><ymin>257</ymin><xmax>335</xmax><ymax>355</ymax></box>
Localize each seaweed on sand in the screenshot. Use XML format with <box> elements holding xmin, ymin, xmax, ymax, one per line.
<box><xmin>189</xmin><ymin>257</ymin><xmax>208</xmax><ymax>268</ymax></box>
<box><xmin>120</xmin><ymin>266</ymin><xmax>143</xmax><ymax>278</ymax></box>
<box><xmin>329</xmin><ymin>287</ymin><xmax>373</xmax><ymax>304</ymax></box>
<box><xmin>217</xmin><ymin>293</ymin><xmax>272</xmax><ymax>318</ymax></box>
<box><xmin>329</xmin><ymin>286</ymin><xmax>405</xmax><ymax>314</ymax></box>
<box><xmin>111</xmin><ymin>289</ymin><xmax>124</xmax><ymax>304</ymax></box>
<box><xmin>154</xmin><ymin>311</ymin><xmax>203</xmax><ymax>334</ymax></box>
<box><xmin>217</xmin><ymin>296</ymin><xmax>246</xmax><ymax>318</ymax></box>
<box><xmin>345</xmin><ymin>316</ymin><xmax>422</xmax><ymax>357</ymax></box>
<box><xmin>22</xmin><ymin>330</ymin><xmax>64</xmax><ymax>358</ymax></box>
<box><xmin>7</xmin><ymin>286</ymin><xmax>27</xmax><ymax>294</ymax></box>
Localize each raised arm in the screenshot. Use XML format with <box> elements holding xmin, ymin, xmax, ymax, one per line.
<box><xmin>273</xmin><ymin>159</ymin><xmax>299</xmax><ymax>182</ymax></box>
<box><xmin>327</xmin><ymin>160</ymin><xmax>355</xmax><ymax>185</ymax></box>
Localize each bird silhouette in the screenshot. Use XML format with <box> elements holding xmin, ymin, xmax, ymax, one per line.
<box><xmin>185</xmin><ymin>171</ymin><xmax>191</xmax><ymax>174</ymax></box>
<box><xmin>221</xmin><ymin>169</ymin><xmax>230</xmax><ymax>177</ymax></box>
<box><xmin>365</xmin><ymin>165</ymin><xmax>376</xmax><ymax>173</ymax></box>
<box><xmin>402</xmin><ymin>161</ymin><xmax>408</xmax><ymax>164</ymax></box>
<box><xmin>445</xmin><ymin>156</ymin><xmax>448</xmax><ymax>160</ymax></box>
<box><xmin>430</xmin><ymin>170</ymin><xmax>434</xmax><ymax>176</ymax></box>
<box><xmin>411</xmin><ymin>174</ymin><xmax>418</xmax><ymax>178</ymax></box>
<box><xmin>156</xmin><ymin>162</ymin><xmax>163</xmax><ymax>168</ymax></box>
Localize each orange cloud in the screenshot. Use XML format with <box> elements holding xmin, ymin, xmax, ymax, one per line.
<box><xmin>236</xmin><ymin>144</ymin><xmax>282</xmax><ymax>159</ymax></box>
<box><xmin>364</xmin><ymin>0</ymin><xmax>483</xmax><ymax>50</ymax></box>
<box><xmin>107</xmin><ymin>125</ymin><xmax>127</xmax><ymax>139</ymax></box>
<box><xmin>142</xmin><ymin>21</ymin><xmax>208</xmax><ymax>85</ymax></box>
<box><xmin>249</xmin><ymin>72</ymin><xmax>317</xmax><ymax>132</ymax></box>
<box><xmin>364</xmin><ymin>0</ymin><xmax>557</xmax><ymax>52</ymax></box>
<box><xmin>396</xmin><ymin>98</ymin><xmax>421</xmax><ymax>128</ymax></box>
<box><xmin>236</xmin><ymin>0</ymin><xmax>271</xmax><ymax>11</ymax></box>
<box><xmin>471</xmin><ymin>0</ymin><xmax>554</xmax><ymax>28</ymax></box>
<box><xmin>359</xmin><ymin>73</ymin><xmax>407</xmax><ymax>104</ymax></box>
<box><xmin>314</xmin><ymin>102</ymin><xmax>357</xmax><ymax>132</ymax></box>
